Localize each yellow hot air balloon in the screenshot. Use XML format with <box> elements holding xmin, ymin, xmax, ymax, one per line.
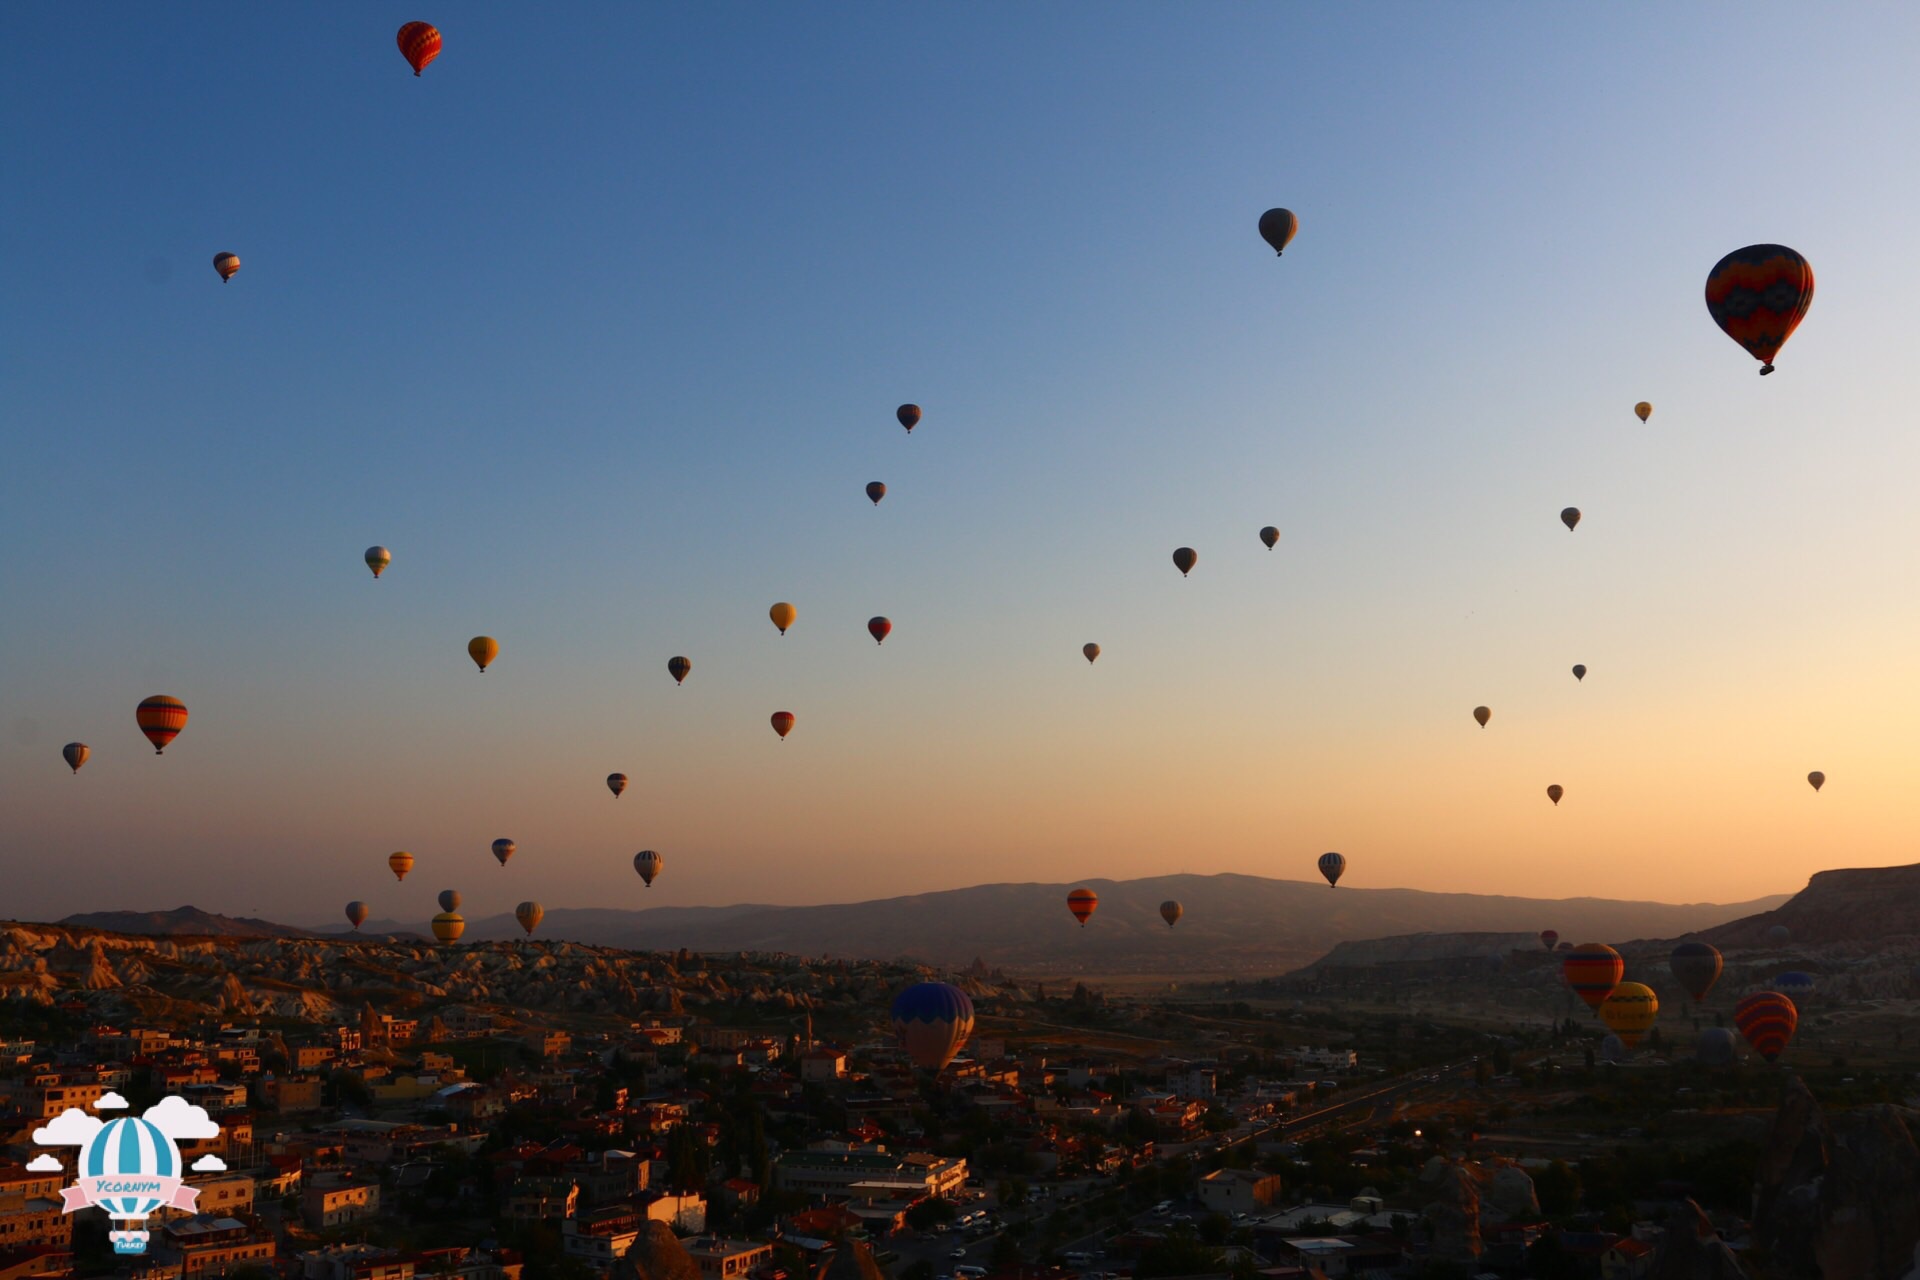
<box><xmin>388</xmin><ymin>851</ymin><xmax>414</xmax><ymax>881</ymax></box>
<box><xmin>468</xmin><ymin>636</ymin><xmax>499</xmax><ymax>672</ymax></box>
<box><xmin>515</xmin><ymin>901</ymin><xmax>544</xmax><ymax>937</ymax></box>
<box><xmin>1600</xmin><ymin>981</ymin><xmax>1658</xmax><ymax>1049</ymax></box>
<box><xmin>364</xmin><ymin>546</ymin><xmax>392</xmax><ymax>578</ymax></box>
<box><xmin>213</xmin><ymin>252</ymin><xmax>241</xmax><ymax>282</ymax></box>
<box><xmin>1634</xmin><ymin>401</ymin><xmax>1652</xmax><ymax>423</ymax></box>
<box><xmin>769</xmin><ymin>602</ymin><xmax>796</xmax><ymax>635</ymax></box>
<box><xmin>431</xmin><ymin>911</ymin><xmax>465</xmax><ymax>945</ymax></box>
<box><xmin>1473</xmin><ymin>706</ymin><xmax>1491</xmax><ymax>727</ymax></box>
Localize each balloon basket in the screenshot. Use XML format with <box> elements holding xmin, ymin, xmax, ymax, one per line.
<box><xmin>110</xmin><ymin>1230</ymin><xmax>150</xmax><ymax>1255</ymax></box>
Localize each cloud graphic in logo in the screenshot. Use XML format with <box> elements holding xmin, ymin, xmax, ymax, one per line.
<box><xmin>143</xmin><ymin>1095</ymin><xmax>220</xmax><ymax>1140</ymax></box>
<box><xmin>26</xmin><ymin>1154</ymin><xmax>64</xmax><ymax>1173</ymax></box>
<box><xmin>33</xmin><ymin>1107</ymin><xmax>103</xmax><ymax>1147</ymax></box>
<box><xmin>191</xmin><ymin>1155</ymin><xmax>228</xmax><ymax>1171</ymax></box>
<box><xmin>94</xmin><ymin>1091</ymin><xmax>129</xmax><ymax>1111</ymax></box>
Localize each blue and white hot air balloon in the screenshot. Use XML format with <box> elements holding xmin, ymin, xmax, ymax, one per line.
<box><xmin>890</xmin><ymin>982</ymin><xmax>975</xmax><ymax>1071</ymax></box>
<box><xmin>1775</xmin><ymin>971</ymin><xmax>1817</xmax><ymax>1002</ymax></box>
<box><xmin>81</xmin><ymin>1115</ymin><xmax>180</xmax><ymax>1253</ymax></box>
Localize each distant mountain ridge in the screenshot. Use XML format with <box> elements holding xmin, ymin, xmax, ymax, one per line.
<box><xmin>1696</xmin><ymin>863</ymin><xmax>1920</xmax><ymax>949</ymax></box>
<box><xmin>60</xmin><ymin>906</ymin><xmax>319</xmax><ymax>939</ymax></box>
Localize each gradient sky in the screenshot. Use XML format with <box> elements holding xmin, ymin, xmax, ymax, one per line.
<box><xmin>7</xmin><ymin>5</ymin><xmax>1920</xmax><ymax>927</ymax></box>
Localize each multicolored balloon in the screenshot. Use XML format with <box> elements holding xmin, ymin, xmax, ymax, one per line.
<box><xmin>1705</xmin><ymin>244</ymin><xmax>1814</xmax><ymax>375</ymax></box>
<box><xmin>1318</xmin><ymin>851</ymin><xmax>1346</xmax><ymax>887</ymax></box>
<box><xmin>1160</xmin><ymin>900</ymin><xmax>1183</xmax><ymax>928</ymax></box>
<box><xmin>866</xmin><ymin>482</ymin><xmax>886</xmax><ymax>506</ymax></box>
<box><xmin>669</xmin><ymin>657</ymin><xmax>691</xmax><ymax>686</ymax></box>
<box><xmin>1562</xmin><ymin>943</ymin><xmax>1624</xmax><ymax>1013</ymax></box>
<box><xmin>897</xmin><ymin>404</ymin><xmax>921</xmax><ymax>434</ymax></box>
<box><xmin>1172</xmin><ymin>547</ymin><xmax>1197</xmax><ymax>577</ymax></box>
<box><xmin>389</xmin><ymin>851</ymin><xmax>414</xmax><ymax>881</ymax></box>
<box><xmin>136</xmin><ymin>696</ymin><xmax>188</xmax><ymax>755</ymax></box>
<box><xmin>62</xmin><ymin>742</ymin><xmax>89</xmax><ymax>774</ymax></box>
<box><xmin>890</xmin><ymin>981</ymin><xmax>974</xmax><ymax>1070</ymax></box>
<box><xmin>468</xmin><ymin>636</ymin><xmax>499</xmax><ymax>672</ymax></box>
<box><xmin>607</xmin><ymin>773</ymin><xmax>629</xmax><ymax>798</ymax></box>
<box><xmin>1257</xmin><ymin>208</ymin><xmax>1298</xmax><ymax>256</ymax></box>
<box><xmin>431</xmin><ymin>911</ymin><xmax>464</xmax><ymax>945</ymax></box>
<box><xmin>1066</xmin><ymin>887</ymin><xmax>1098</xmax><ymax>926</ymax></box>
<box><xmin>1600</xmin><ymin>982</ymin><xmax>1658</xmax><ymax>1049</ymax></box>
<box><xmin>397</xmin><ymin>21</ymin><xmax>442</xmax><ymax>76</ymax></box>
<box><xmin>345</xmin><ymin>901</ymin><xmax>369</xmax><ymax>930</ymax></box>
<box><xmin>364</xmin><ymin>546</ymin><xmax>391</xmax><ymax>579</ymax></box>
<box><xmin>212</xmin><ymin>252</ymin><xmax>241</xmax><ymax>283</ymax></box>
<box><xmin>1735</xmin><ymin>990</ymin><xmax>1799</xmax><ymax>1061</ymax></box>
<box><xmin>1670</xmin><ymin>942</ymin><xmax>1723</xmax><ymax>1003</ymax></box>
<box><xmin>770</xmin><ymin>711</ymin><xmax>795</xmax><ymax>740</ymax></box>
<box><xmin>515</xmin><ymin>901</ymin><xmax>543</xmax><ymax>937</ymax></box>
<box><xmin>634</xmin><ymin>849</ymin><xmax>662</xmax><ymax>887</ymax></box>
<box><xmin>769</xmin><ymin>602</ymin><xmax>796</xmax><ymax>635</ymax></box>
<box><xmin>868</xmin><ymin>616</ymin><xmax>892</xmax><ymax>645</ymax></box>
<box><xmin>1561</xmin><ymin>507</ymin><xmax>1581</xmax><ymax>532</ymax></box>
<box><xmin>491</xmin><ymin>838</ymin><xmax>515</xmax><ymax>868</ymax></box>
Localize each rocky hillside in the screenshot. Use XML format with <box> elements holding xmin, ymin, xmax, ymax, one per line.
<box><xmin>1696</xmin><ymin>863</ymin><xmax>1920</xmax><ymax>949</ymax></box>
<box><xmin>1306</xmin><ymin>932</ymin><xmax>1542</xmax><ymax>969</ymax></box>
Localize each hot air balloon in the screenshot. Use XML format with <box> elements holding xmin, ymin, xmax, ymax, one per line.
<box><xmin>1540</xmin><ymin>930</ymin><xmax>1559</xmax><ymax>951</ymax></box>
<box><xmin>1560</xmin><ymin>507</ymin><xmax>1581</xmax><ymax>532</ymax></box>
<box><xmin>212</xmin><ymin>252</ymin><xmax>241</xmax><ymax>283</ymax></box>
<box><xmin>1735</xmin><ymin>991</ymin><xmax>1798</xmax><ymax>1061</ymax></box>
<box><xmin>1572</xmin><ymin>664</ymin><xmax>1587</xmax><ymax>681</ymax></box>
<box><xmin>491</xmin><ymin>838</ymin><xmax>515</xmax><ymax>868</ymax></box>
<box><xmin>1705</xmin><ymin>244</ymin><xmax>1814</xmax><ymax>375</ymax></box>
<box><xmin>1670</xmin><ymin>942</ymin><xmax>1724</xmax><ymax>1003</ymax></box>
<box><xmin>81</xmin><ymin>1113</ymin><xmax>179</xmax><ymax>1250</ymax></box>
<box><xmin>345</xmin><ymin>901</ymin><xmax>369</xmax><ymax>930</ymax></box>
<box><xmin>468</xmin><ymin>636</ymin><xmax>499</xmax><ymax>672</ymax></box>
<box><xmin>866</xmin><ymin>482</ymin><xmax>886</xmax><ymax>506</ymax></box>
<box><xmin>634</xmin><ymin>849</ymin><xmax>663</xmax><ymax>887</ymax></box>
<box><xmin>868</xmin><ymin>617</ymin><xmax>892</xmax><ymax>645</ymax></box>
<box><xmin>769</xmin><ymin>603</ymin><xmax>796</xmax><ymax>635</ymax></box>
<box><xmin>1172</xmin><ymin>547</ymin><xmax>1197</xmax><ymax>577</ymax></box>
<box><xmin>438</xmin><ymin>889</ymin><xmax>461</xmax><ymax>913</ymax></box>
<box><xmin>431</xmin><ymin>911</ymin><xmax>464</xmax><ymax>945</ymax></box>
<box><xmin>1547</xmin><ymin>784</ymin><xmax>1564</xmax><ymax>806</ymax></box>
<box><xmin>607</xmin><ymin>773</ymin><xmax>629</xmax><ymax>798</ymax></box>
<box><xmin>1066</xmin><ymin>887</ymin><xmax>1098</xmax><ymax>926</ymax></box>
<box><xmin>1259</xmin><ymin>526</ymin><xmax>1280</xmax><ymax>550</ymax></box>
<box><xmin>389</xmin><ymin>851</ymin><xmax>414</xmax><ymax>881</ymax></box>
<box><xmin>1766</xmin><ymin>924</ymin><xmax>1792</xmax><ymax>947</ymax></box>
<box><xmin>515</xmin><ymin>901</ymin><xmax>543</xmax><ymax>937</ymax></box>
<box><xmin>890</xmin><ymin>981</ymin><xmax>974</xmax><ymax>1070</ymax></box>
<box><xmin>136</xmin><ymin>696</ymin><xmax>188</xmax><ymax>754</ymax></box>
<box><xmin>1634</xmin><ymin>402</ymin><xmax>1652</xmax><ymax>423</ymax></box>
<box><xmin>1473</xmin><ymin>706</ymin><xmax>1491</xmax><ymax>727</ymax></box>
<box><xmin>62</xmin><ymin>743</ymin><xmax>89</xmax><ymax>774</ymax></box>
<box><xmin>1807</xmin><ymin>771</ymin><xmax>1824</xmax><ymax>792</ymax></box>
<box><xmin>1775</xmin><ymin>971</ymin><xmax>1816</xmax><ymax>1003</ymax></box>
<box><xmin>668</xmin><ymin>656</ymin><xmax>691</xmax><ymax>686</ymax></box>
<box><xmin>397</xmin><ymin>21</ymin><xmax>442</xmax><ymax>76</ymax></box>
<box><xmin>1696</xmin><ymin>1026</ymin><xmax>1739</xmax><ymax>1067</ymax></box>
<box><xmin>1318</xmin><ymin>852</ymin><xmax>1346</xmax><ymax>887</ymax></box>
<box><xmin>364</xmin><ymin>546</ymin><xmax>391</xmax><ymax>579</ymax></box>
<box><xmin>1562</xmin><ymin>944</ymin><xmax>1624</xmax><ymax>1013</ymax></box>
<box><xmin>1599</xmin><ymin>1033</ymin><xmax>1628</xmax><ymax>1064</ymax></box>
<box><xmin>1159</xmin><ymin>900</ymin><xmax>1183</xmax><ymax>928</ymax></box>
<box><xmin>771</xmin><ymin>711</ymin><xmax>795</xmax><ymax>740</ymax></box>
<box><xmin>1600</xmin><ymin>982</ymin><xmax>1658</xmax><ymax>1049</ymax></box>
<box><xmin>1083</xmin><ymin>643</ymin><xmax>1100</xmax><ymax>664</ymax></box>
<box><xmin>896</xmin><ymin>404</ymin><xmax>921</xmax><ymax>434</ymax></box>
<box><xmin>1257</xmin><ymin>208</ymin><xmax>1298</xmax><ymax>256</ymax></box>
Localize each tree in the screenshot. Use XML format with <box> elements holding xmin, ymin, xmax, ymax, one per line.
<box><xmin>1534</xmin><ymin>1160</ymin><xmax>1580</xmax><ymax>1217</ymax></box>
<box><xmin>905</xmin><ymin>1198</ymin><xmax>956</xmax><ymax>1232</ymax></box>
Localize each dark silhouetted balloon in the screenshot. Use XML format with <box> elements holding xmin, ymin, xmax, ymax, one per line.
<box><xmin>438</xmin><ymin>889</ymin><xmax>461</xmax><ymax>913</ymax></box>
<box><xmin>868</xmin><ymin>617</ymin><xmax>892</xmax><ymax>645</ymax></box>
<box><xmin>1547</xmin><ymin>784</ymin><xmax>1564</xmax><ymax>806</ymax></box>
<box><xmin>771</xmin><ymin>711</ymin><xmax>795</xmax><ymax>740</ymax></box>
<box><xmin>345</xmin><ymin>901</ymin><xmax>369</xmax><ymax>930</ymax></box>
<box><xmin>1540</xmin><ymin>929</ymin><xmax>1559</xmax><ymax>951</ymax></box>
<box><xmin>1670</xmin><ymin>942</ymin><xmax>1723</xmax><ymax>1003</ymax></box>
<box><xmin>607</xmin><ymin>773</ymin><xmax>629</xmax><ymax>798</ymax></box>
<box><xmin>1634</xmin><ymin>401</ymin><xmax>1652</xmax><ymax>423</ymax></box>
<box><xmin>1807</xmin><ymin>771</ymin><xmax>1824</xmax><ymax>792</ymax></box>
<box><xmin>62</xmin><ymin>743</ymin><xmax>89</xmax><ymax>774</ymax></box>
<box><xmin>634</xmin><ymin>849</ymin><xmax>662</xmax><ymax>887</ymax></box>
<box><xmin>1572</xmin><ymin>664</ymin><xmax>1586</xmax><ymax>681</ymax></box>
<box><xmin>1561</xmin><ymin>507</ymin><xmax>1581</xmax><ymax>531</ymax></box>
<box><xmin>1083</xmin><ymin>643</ymin><xmax>1100</xmax><ymax>664</ymax></box>
<box><xmin>1318</xmin><ymin>852</ymin><xmax>1346</xmax><ymax>887</ymax></box>
<box><xmin>1705</xmin><ymin>245</ymin><xmax>1814</xmax><ymax>375</ymax></box>
<box><xmin>515</xmin><ymin>901</ymin><xmax>543</xmax><ymax>936</ymax></box>
<box><xmin>1767</xmin><ymin>924</ymin><xmax>1791</xmax><ymax>946</ymax></box>
<box><xmin>897</xmin><ymin>404</ymin><xmax>921</xmax><ymax>434</ymax></box>
<box><xmin>866</xmin><ymin>482</ymin><xmax>886</xmax><ymax>506</ymax></box>
<box><xmin>1260</xmin><ymin>526</ymin><xmax>1280</xmax><ymax>549</ymax></box>
<box><xmin>669</xmin><ymin>657</ymin><xmax>691</xmax><ymax>686</ymax></box>
<box><xmin>1696</xmin><ymin>1026</ymin><xmax>1739</xmax><ymax>1066</ymax></box>
<box><xmin>1257</xmin><ymin>208</ymin><xmax>1298</xmax><ymax>256</ymax></box>
<box><xmin>1172</xmin><ymin>547</ymin><xmax>1197</xmax><ymax>577</ymax></box>
<box><xmin>1160</xmin><ymin>900</ymin><xmax>1183</xmax><ymax>928</ymax></box>
<box><xmin>491</xmin><ymin>838</ymin><xmax>515</xmax><ymax>868</ymax></box>
<box><xmin>1473</xmin><ymin>706</ymin><xmax>1490</xmax><ymax>727</ymax></box>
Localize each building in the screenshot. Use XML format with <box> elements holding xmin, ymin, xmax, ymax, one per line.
<box><xmin>562</xmin><ymin>1207</ymin><xmax>645</xmax><ymax>1270</ymax></box>
<box><xmin>643</xmin><ymin>1193</ymin><xmax>706</xmax><ymax>1234</ymax></box>
<box><xmin>0</xmin><ymin>1167</ymin><xmax>70</xmax><ymax>1251</ymax></box>
<box><xmin>799</xmin><ymin>1051</ymin><xmax>846</xmax><ymax>1083</ymax></box>
<box><xmin>155</xmin><ymin>1173</ymin><xmax>255</xmax><ymax>1225</ymax></box>
<box><xmin>503</xmin><ymin>1178</ymin><xmax>579</xmax><ymax>1225</ymax></box>
<box><xmin>775</xmin><ymin>1150</ymin><xmax>967</xmax><ymax>1200</ymax></box>
<box><xmin>523</xmin><ymin>1030</ymin><xmax>572</xmax><ymax>1059</ymax></box>
<box><xmin>1197</xmin><ymin>1169</ymin><xmax>1282</xmax><ymax>1217</ymax></box>
<box><xmin>682</xmin><ymin>1238</ymin><xmax>774</xmax><ymax>1280</ymax></box>
<box><xmin>260</xmin><ymin>1074</ymin><xmax>325</xmax><ymax>1113</ymax></box>
<box><xmin>152</xmin><ymin>1216</ymin><xmax>276</xmax><ymax>1280</ymax></box>
<box><xmin>1292</xmin><ymin>1048</ymin><xmax>1357</xmax><ymax>1072</ymax></box>
<box><xmin>298</xmin><ymin>1244</ymin><xmax>415</xmax><ymax>1280</ymax></box>
<box><xmin>302</xmin><ymin>1174</ymin><xmax>381</xmax><ymax>1229</ymax></box>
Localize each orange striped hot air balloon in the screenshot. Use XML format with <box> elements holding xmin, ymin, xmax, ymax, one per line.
<box><xmin>397</xmin><ymin>22</ymin><xmax>442</xmax><ymax>76</ymax></box>
<box><xmin>388</xmin><ymin>851</ymin><xmax>414</xmax><ymax>881</ymax></box>
<box><xmin>1562</xmin><ymin>943</ymin><xmax>1624</xmax><ymax>1013</ymax></box>
<box><xmin>62</xmin><ymin>743</ymin><xmax>90</xmax><ymax>774</ymax></box>
<box><xmin>136</xmin><ymin>696</ymin><xmax>188</xmax><ymax>754</ymax></box>
<box><xmin>771</xmin><ymin>711</ymin><xmax>795</xmax><ymax>740</ymax></box>
<box><xmin>1066</xmin><ymin>887</ymin><xmax>1098</xmax><ymax>927</ymax></box>
<box><xmin>1735</xmin><ymin>991</ymin><xmax>1799</xmax><ymax>1061</ymax></box>
<box><xmin>1705</xmin><ymin>245</ymin><xmax>1814</xmax><ymax>375</ymax></box>
<box><xmin>212</xmin><ymin>252</ymin><xmax>241</xmax><ymax>283</ymax></box>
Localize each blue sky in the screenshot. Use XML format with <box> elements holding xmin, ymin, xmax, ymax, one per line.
<box><xmin>7</xmin><ymin>5</ymin><xmax>1920</xmax><ymax>926</ymax></box>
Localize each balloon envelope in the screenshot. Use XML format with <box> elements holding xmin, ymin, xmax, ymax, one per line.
<box><xmin>1766</xmin><ymin>924</ymin><xmax>1792</xmax><ymax>946</ymax></box>
<box><xmin>1774</xmin><ymin>971</ymin><xmax>1816</xmax><ymax>1001</ymax></box>
<box><xmin>1600</xmin><ymin>982</ymin><xmax>1659</xmax><ymax>1049</ymax></box>
<box><xmin>769</xmin><ymin>602</ymin><xmax>796</xmax><ymax>635</ymax></box>
<box><xmin>1634</xmin><ymin>401</ymin><xmax>1652</xmax><ymax>423</ymax></box>
<box><xmin>890</xmin><ymin>981</ymin><xmax>974</xmax><ymax>1070</ymax></box>
<box><xmin>431</xmin><ymin>911</ymin><xmax>464</xmax><ymax>944</ymax></box>
<box><xmin>897</xmin><ymin>404</ymin><xmax>921</xmax><ymax>433</ymax></box>
<box><xmin>213</xmin><ymin>252</ymin><xmax>240</xmax><ymax>282</ymax></box>
<box><xmin>468</xmin><ymin>636</ymin><xmax>499</xmax><ymax>672</ymax></box>
<box><xmin>1696</xmin><ymin>1027</ymin><xmax>1739</xmax><ymax>1067</ymax></box>
<box><xmin>136</xmin><ymin>695</ymin><xmax>188</xmax><ymax>754</ymax></box>
<box><xmin>1066</xmin><ymin>887</ymin><xmax>1098</xmax><ymax>925</ymax></box>
<box><xmin>1260</xmin><ymin>526</ymin><xmax>1280</xmax><ymax>549</ymax></box>
<box><xmin>1318</xmin><ymin>852</ymin><xmax>1346</xmax><ymax>887</ymax></box>
<box><xmin>868</xmin><ymin>617</ymin><xmax>892</xmax><ymax>645</ymax></box>
<box><xmin>668</xmin><ymin>657</ymin><xmax>691</xmax><ymax>685</ymax></box>
<box><xmin>492</xmin><ymin>838</ymin><xmax>516</xmax><ymax>867</ymax></box>
<box><xmin>1540</xmin><ymin>929</ymin><xmax>1559</xmax><ymax>951</ymax></box>
<box><xmin>438</xmin><ymin>890</ymin><xmax>461</xmax><ymax>913</ymax></box>
<box><xmin>634</xmin><ymin>850</ymin><xmax>662</xmax><ymax>887</ymax></box>
<box><xmin>388</xmin><ymin>851</ymin><xmax>414</xmax><ymax>881</ymax></box>
<box><xmin>1257</xmin><ymin>208</ymin><xmax>1298</xmax><ymax>256</ymax></box>
<box><xmin>1807</xmin><ymin>771</ymin><xmax>1824</xmax><ymax>792</ymax></box>
<box><xmin>1705</xmin><ymin>244</ymin><xmax>1814</xmax><ymax>374</ymax></box>
<box><xmin>1547</xmin><ymin>784</ymin><xmax>1563</xmax><ymax>805</ymax></box>
<box><xmin>1083</xmin><ymin>643</ymin><xmax>1100</xmax><ymax>664</ymax></box>
<box><xmin>1572</xmin><ymin>664</ymin><xmax>1586</xmax><ymax>681</ymax></box>
<box><xmin>1735</xmin><ymin>991</ymin><xmax>1798</xmax><ymax>1061</ymax></box>
<box><xmin>515</xmin><ymin>901</ymin><xmax>543</xmax><ymax>936</ymax></box>
<box><xmin>1473</xmin><ymin>706</ymin><xmax>1490</xmax><ymax>727</ymax></box>
<box><xmin>1160</xmin><ymin>900</ymin><xmax>1183</xmax><ymax>928</ymax></box>
<box><xmin>770</xmin><ymin>711</ymin><xmax>795</xmax><ymax>739</ymax></box>
<box><xmin>62</xmin><ymin>742</ymin><xmax>89</xmax><ymax>773</ymax></box>
<box><xmin>866</xmin><ymin>482</ymin><xmax>886</xmax><ymax>506</ymax></box>
<box><xmin>1172</xmin><ymin>547</ymin><xmax>1197</xmax><ymax>577</ymax></box>
<box><xmin>397</xmin><ymin>21</ymin><xmax>442</xmax><ymax>75</ymax></box>
<box><xmin>607</xmin><ymin>773</ymin><xmax>629</xmax><ymax>798</ymax></box>
<box><xmin>364</xmin><ymin>546</ymin><xmax>391</xmax><ymax>578</ymax></box>
<box><xmin>1563</xmin><ymin>944</ymin><xmax>1624</xmax><ymax>1013</ymax></box>
<box><xmin>345</xmin><ymin>902</ymin><xmax>369</xmax><ymax>930</ymax></box>
<box><xmin>1561</xmin><ymin>507</ymin><xmax>1581</xmax><ymax>531</ymax></box>
<box><xmin>1670</xmin><ymin>942</ymin><xmax>1724</xmax><ymax>1002</ymax></box>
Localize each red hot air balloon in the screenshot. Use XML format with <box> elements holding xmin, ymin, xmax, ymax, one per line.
<box><xmin>1066</xmin><ymin>887</ymin><xmax>1098</xmax><ymax>926</ymax></box>
<box><xmin>1735</xmin><ymin>990</ymin><xmax>1799</xmax><ymax>1061</ymax></box>
<box><xmin>1705</xmin><ymin>245</ymin><xmax>1814</xmax><ymax>375</ymax></box>
<box><xmin>771</xmin><ymin>711</ymin><xmax>795</xmax><ymax>740</ymax></box>
<box><xmin>897</xmin><ymin>404</ymin><xmax>921</xmax><ymax>434</ymax></box>
<box><xmin>397</xmin><ymin>22</ymin><xmax>442</xmax><ymax>76</ymax></box>
<box><xmin>1540</xmin><ymin>929</ymin><xmax>1559</xmax><ymax>951</ymax></box>
<box><xmin>136</xmin><ymin>696</ymin><xmax>188</xmax><ymax>754</ymax></box>
<box><xmin>867</xmin><ymin>617</ymin><xmax>892</xmax><ymax>645</ymax></box>
<box><xmin>1562</xmin><ymin>943</ymin><xmax>1624</xmax><ymax>1013</ymax></box>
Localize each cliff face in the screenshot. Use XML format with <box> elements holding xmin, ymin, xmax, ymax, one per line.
<box><xmin>1700</xmin><ymin>864</ymin><xmax>1920</xmax><ymax>949</ymax></box>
